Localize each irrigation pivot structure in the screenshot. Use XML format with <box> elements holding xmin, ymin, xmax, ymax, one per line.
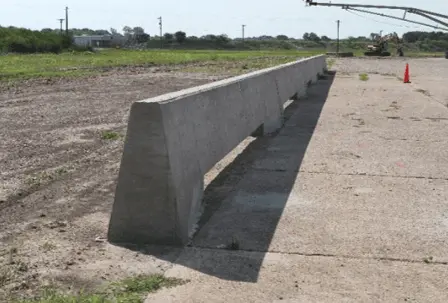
<box><xmin>304</xmin><ymin>0</ymin><xmax>448</xmax><ymax>31</ymax></box>
<box><xmin>304</xmin><ymin>1</ymin><xmax>448</xmax><ymax>58</ymax></box>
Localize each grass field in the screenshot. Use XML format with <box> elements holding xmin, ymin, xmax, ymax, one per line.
<box><xmin>0</xmin><ymin>49</ymin><xmax>325</xmax><ymax>81</ymax></box>
<box><xmin>1</xmin><ymin>48</ymin><xmax>444</xmax><ymax>81</ymax></box>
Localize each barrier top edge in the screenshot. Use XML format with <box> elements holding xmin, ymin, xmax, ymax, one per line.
<box><xmin>136</xmin><ymin>55</ymin><xmax>326</xmax><ymax>105</ymax></box>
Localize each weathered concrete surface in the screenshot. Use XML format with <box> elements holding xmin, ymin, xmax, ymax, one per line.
<box><xmin>147</xmin><ymin>68</ymin><xmax>448</xmax><ymax>302</ymax></box>
<box><xmin>147</xmin><ymin>249</ymin><xmax>448</xmax><ymax>303</ymax></box>
<box><xmin>333</xmin><ymin>57</ymin><xmax>448</xmax><ymax>108</ymax></box>
<box><xmin>192</xmin><ymin>172</ymin><xmax>448</xmax><ymax>262</ymax></box>
<box><xmin>255</xmin><ymin>74</ymin><xmax>448</xmax><ymax>178</ymax></box>
<box><xmin>108</xmin><ymin>56</ymin><xmax>327</xmax><ymax>245</ymax></box>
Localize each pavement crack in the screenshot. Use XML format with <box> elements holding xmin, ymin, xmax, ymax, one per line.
<box><xmin>378</xmin><ymin>136</ymin><xmax>444</xmax><ymax>143</ymax></box>
<box><xmin>192</xmin><ymin>245</ymin><xmax>448</xmax><ymax>266</ymax></box>
<box><xmin>252</xmin><ymin>167</ymin><xmax>448</xmax><ymax>181</ymax></box>
<box><xmin>299</xmin><ymin>170</ymin><xmax>448</xmax><ymax>181</ymax></box>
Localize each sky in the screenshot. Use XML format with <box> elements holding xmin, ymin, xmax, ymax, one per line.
<box><xmin>1</xmin><ymin>0</ymin><xmax>447</xmax><ymax>39</ymax></box>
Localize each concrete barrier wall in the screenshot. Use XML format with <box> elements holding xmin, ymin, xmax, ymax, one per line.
<box><xmin>108</xmin><ymin>55</ymin><xmax>327</xmax><ymax>246</ymax></box>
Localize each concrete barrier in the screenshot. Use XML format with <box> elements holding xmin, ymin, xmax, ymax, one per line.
<box><xmin>108</xmin><ymin>55</ymin><xmax>327</xmax><ymax>246</ymax></box>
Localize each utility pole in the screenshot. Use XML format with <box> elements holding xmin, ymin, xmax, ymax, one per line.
<box><xmin>65</xmin><ymin>7</ymin><xmax>69</xmax><ymax>36</ymax></box>
<box><xmin>158</xmin><ymin>16</ymin><xmax>163</xmax><ymax>48</ymax></box>
<box><xmin>336</xmin><ymin>20</ymin><xmax>340</xmax><ymax>55</ymax></box>
<box><xmin>242</xmin><ymin>24</ymin><xmax>246</xmax><ymax>46</ymax></box>
<box><xmin>58</xmin><ymin>19</ymin><xmax>65</xmax><ymax>34</ymax></box>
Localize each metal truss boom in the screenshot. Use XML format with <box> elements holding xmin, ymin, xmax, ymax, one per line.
<box><xmin>304</xmin><ymin>1</ymin><xmax>448</xmax><ymax>31</ymax></box>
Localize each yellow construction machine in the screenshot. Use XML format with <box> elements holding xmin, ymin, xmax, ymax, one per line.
<box><xmin>365</xmin><ymin>32</ymin><xmax>403</xmax><ymax>57</ymax></box>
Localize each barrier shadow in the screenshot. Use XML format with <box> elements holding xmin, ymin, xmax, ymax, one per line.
<box><xmin>120</xmin><ymin>71</ymin><xmax>336</xmax><ymax>282</ymax></box>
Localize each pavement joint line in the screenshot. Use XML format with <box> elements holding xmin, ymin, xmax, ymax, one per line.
<box><xmin>275</xmin><ymin>133</ymin><xmax>447</xmax><ymax>142</ymax></box>
<box><xmin>251</xmin><ymin>167</ymin><xmax>448</xmax><ymax>181</ymax></box>
<box><xmin>299</xmin><ymin>170</ymin><xmax>448</xmax><ymax>181</ymax></box>
<box><xmin>191</xmin><ymin>245</ymin><xmax>448</xmax><ymax>266</ymax></box>
<box><xmin>377</xmin><ymin>137</ymin><xmax>445</xmax><ymax>143</ymax></box>
<box><xmin>410</xmin><ymin>82</ymin><xmax>448</xmax><ymax>109</ymax></box>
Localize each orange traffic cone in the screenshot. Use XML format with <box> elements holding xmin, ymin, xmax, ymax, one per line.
<box><xmin>403</xmin><ymin>63</ymin><xmax>410</xmax><ymax>83</ymax></box>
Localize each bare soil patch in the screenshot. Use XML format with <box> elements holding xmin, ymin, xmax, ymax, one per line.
<box><xmin>0</xmin><ymin>64</ymin><xmax>230</xmax><ymax>300</ymax></box>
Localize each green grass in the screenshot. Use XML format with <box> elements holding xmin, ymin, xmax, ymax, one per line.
<box><xmin>405</xmin><ymin>51</ymin><xmax>445</xmax><ymax>58</ymax></box>
<box><xmin>14</xmin><ymin>274</ymin><xmax>185</xmax><ymax>303</ymax></box>
<box><xmin>0</xmin><ymin>49</ymin><xmax>325</xmax><ymax>81</ymax></box>
<box><xmin>41</xmin><ymin>242</ymin><xmax>57</xmax><ymax>252</ymax></box>
<box><xmin>423</xmin><ymin>256</ymin><xmax>434</xmax><ymax>264</ymax></box>
<box><xmin>1</xmin><ymin>48</ymin><xmax>442</xmax><ymax>82</ymax></box>
<box><xmin>181</xmin><ymin>56</ymin><xmax>307</xmax><ymax>75</ymax></box>
<box><xmin>16</xmin><ymin>290</ymin><xmax>108</xmax><ymax>303</ymax></box>
<box><xmin>359</xmin><ymin>73</ymin><xmax>369</xmax><ymax>81</ymax></box>
<box><xmin>25</xmin><ymin>166</ymin><xmax>70</xmax><ymax>188</ymax></box>
<box><xmin>100</xmin><ymin>131</ymin><xmax>121</xmax><ymax>140</ymax></box>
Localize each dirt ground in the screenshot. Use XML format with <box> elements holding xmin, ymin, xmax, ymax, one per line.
<box><xmin>1</xmin><ymin>56</ymin><xmax>447</xmax><ymax>300</ymax></box>
<box><xmin>0</xmin><ymin>64</ymin><xmax>234</xmax><ymax>299</ymax></box>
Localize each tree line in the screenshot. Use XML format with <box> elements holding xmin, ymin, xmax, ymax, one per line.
<box><xmin>0</xmin><ymin>26</ymin><xmax>72</xmax><ymax>54</ymax></box>
<box><xmin>1</xmin><ymin>25</ymin><xmax>448</xmax><ymax>54</ymax></box>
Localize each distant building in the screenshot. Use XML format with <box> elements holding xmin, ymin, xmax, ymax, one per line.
<box><xmin>73</xmin><ymin>34</ymin><xmax>126</xmax><ymax>48</ymax></box>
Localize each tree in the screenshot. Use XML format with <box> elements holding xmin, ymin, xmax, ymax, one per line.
<box><xmin>258</xmin><ymin>35</ymin><xmax>274</xmax><ymax>40</ymax></box>
<box><xmin>0</xmin><ymin>26</ymin><xmax>71</xmax><ymax>54</ymax></box>
<box><xmin>216</xmin><ymin>34</ymin><xmax>230</xmax><ymax>45</ymax></box>
<box><xmin>302</xmin><ymin>32</ymin><xmax>320</xmax><ymax>42</ymax></box>
<box><xmin>136</xmin><ymin>33</ymin><xmax>150</xmax><ymax>43</ymax></box>
<box><xmin>132</xmin><ymin>27</ymin><xmax>149</xmax><ymax>43</ymax></box>
<box><xmin>403</xmin><ymin>31</ymin><xmax>425</xmax><ymax>43</ymax></box>
<box><xmin>308</xmin><ymin>32</ymin><xmax>320</xmax><ymax>42</ymax></box>
<box><xmin>202</xmin><ymin>34</ymin><xmax>217</xmax><ymax>41</ymax></box>
<box><xmin>321</xmin><ymin>35</ymin><xmax>330</xmax><ymax>42</ymax></box>
<box><xmin>123</xmin><ymin>26</ymin><xmax>133</xmax><ymax>35</ymax></box>
<box><xmin>174</xmin><ymin>31</ymin><xmax>187</xmax><ymax>44</ymax></box>
<box><xmin>121</xmin><ymin>26</ymin><xmax>149</xmax><ymax>44</ymax></box>
<box><xmin>110</xmin><ymin>28</ymin><xmax>119</xmax><ymax>36</ymax></box>
<box><xmin>94</xmin><ymin>29</ymin><xmax>110</xmax><ymax>35</ymax></box>
<box><xmin>370</xmin><ymin>33</ymin><xmax>380</xmax><ymax>41</ymax></box>
<box><xmin>164</xmin><ymin>33</ymin><xmax>174</xmax><ymax>41</ymax></box>
<box><xmin>133</xmin><ymin>27</ymin><xmax>145</xmax><ymax>36</ymax></box>
<box><xmin>276</xmin><ymin>35</ymin><xmax>289</xmax><ymax>40</ymax></box>
<box><xmin>123</xmin><ymin>26</ymin><xmax>133</xmax><ymax>42</ymax></box>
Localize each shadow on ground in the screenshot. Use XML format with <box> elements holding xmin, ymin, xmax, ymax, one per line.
<box><xmin>117</xmin><ymin>72</ymin><xmax>336</xmax><ymax>282</ymax></box>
